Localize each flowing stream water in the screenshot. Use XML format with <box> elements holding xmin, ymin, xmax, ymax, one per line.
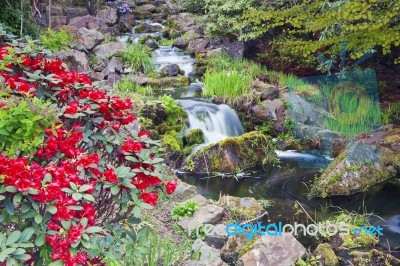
<box><xmin>122</xmin><ymin>20</ymin><xmax>400</xmax><ymax>250</ymax></box>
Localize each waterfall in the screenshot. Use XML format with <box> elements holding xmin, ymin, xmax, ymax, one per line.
<box><xmin>152</xmin><ymin>46</ymin><xmax>195</xmax><ymax>76</ymax></box>
<box><xmin>178</xmin><ymin>99</ymin><xmax>244</xmax><ymax>145</ymax></box>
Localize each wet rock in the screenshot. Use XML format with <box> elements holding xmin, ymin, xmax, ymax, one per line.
<box><xmin>177</xmin><ymin>204</ymin><xmax>224</xmax><ymax>233</ymax></box>
<box><xmin>311</xmin><ymin>127</ymin><xmax>400</xmax><ymax>197</ymax></box>
<box><xmin>65</xmin><ymin>7</ymin><xmax>89</xmax><ymax>22</ymax></box>
<box><xmin>102</xmin><ymin>57</ymin><xmax>124</xmax><ymax>77</ymax></box>
<box><xmin>68</xmin><ymin>15</ymin><xmax>106</xmax><ymax>31</ymax></box>
<box><xmin>173</xmin><ymin>37</ymin><xmax>189</xmax><ymax>49</ymax></box>
<box><xmin>219</xmin><ymin>195</ymin><xmax>264</xmax><ymax>219</ymax></box>
<box><xmin>159</xmin><ymin>64</ymin><xmax>181</xmax><ymax>77</ymax></box>
<box><xmin>128</xmin><ymin>74</ymin><xmax>153</xmax><ymax>85</ymax></box>
<box><xmin>134</xmin><ymin>22</ymin><xmax>163</xmax><ymax>33</ymax></box>
<box><xmin>183</xmin><ymin>129</ymin><xmax>205</xmax><ymax>146</ymax></box>
<box><xmin>96</xmin><ymin>7</ymin><xmax>118</xmax><ymax>26</ymax></box>
<box><xmin>187</xmin><ymin>38</ymin><xmax>210</xmax><ymax>54</ymax></box>
<box><xmin>77</xmin><ymin>28</ymin><xmax>104</xmax><ymax>50</ymax></box>
<box><xmin>93</xmin><ymin>42</ymin><xmax>124</xmax><ymax>60</ymax></box>
<box><xmin>238</xmin><ymin>234</ymin><xmax>306</xmax><ymax>266</ymax></box>
<box><xmin>148</xmin><ymin>76</ymin><xmax>189</xmax><ymax>88</ymax></box>
<box><xmin>220</xmin><ymin>236</ymin><xmax>252</xmax><ymax>264</ymax></box>
<box><xmin>181</xmin><ymin>132</ymin><xmax>278</xmax><ymax>173</ymax></box>
<box><xmin>314</xmin><ymin>243</ymin><xmax>339</xmax><ymax>266</ymax></box>
<box><xmin>55</xmin><ymin>49</ymin><xmax>90</xmax><ymax>72</ymax></box>
<box><xmin>119</xmin><ymin>14</ymin><xmax>136</xmax><ymax>33</ymax></box>
<box><xmin>144</xmin><ymin>39</ymin><xmax>159</xmax><ymax>50</ymax></box>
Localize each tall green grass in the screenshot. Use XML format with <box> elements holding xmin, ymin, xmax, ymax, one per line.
<box><xmin>114</xmin><ymin>77</ymin><xmax>154</xmax><ymax>97</ymax></box>
<box><xmin>203</xmin><ymin>53</ymin><xmax>263</xmax><ymax>98</ymax></box>
<box><xmin>120</xmin><ymin>43</ymin><xmax>154</xmax><ymax>73</ymax></box>
<box><xmin>381</xmin><ymin>102</ymin><xmax>400</xmax><ymax>125</ymax></box>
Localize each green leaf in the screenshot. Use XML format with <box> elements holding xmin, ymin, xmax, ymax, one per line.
<box><xmin>111</xmin><ymin>186</ymin><xmax>120</xmax><ymax>195</ymax></box>
<box><xmin>34</xmin><ymin>234</ymin><xmax>46</xmax><ymax>247</ymax></box>
<box><xmin>34</xmin><ymin>213</ymin><xmax>43</xmax><ymax>224</ymax></box>
<box><xmin>46</xmin><ymin>205</ymin><xmax>57</xmax><ymax>214</ymax></box>
<box><xmin>48</xmin><ymin>260</ymin><xmax>64</xmax><ymax>266</ymax></box>
<box><xmin>4</xmin><ymin>199</ymin><xmax>14</xmax><ymax>215</ymax></box>
<box><xmin>61</xmin><ymin>220</ymin><xmax>71</xmax><ymax>230</ymax></box>
<box><xmin>20</xmin><ymin>228</ymin><xmax>35</xmax><ymax>242</ymax></box>
<box><xmin>6</xmin><ymin>231</ymin><xmax>21</xmax><ymax>245</ymax></box>
<box><xmin>72</xmin><ymin>193</ymin><xmax>83</xmax><ymax>201</ymax></box>
<box><xmin>83</xmin><ymin>194</ymin><xmax>95</xmax><ymax>202</ymax></box>
<box><xmin>127</xmin><ymin>217</ymin><xmax>141</xmax><ymax>224</ymax></box>
<box><xmin>5</xmin><ymin>186</ymin><xmax>17</xmax><ymax>193</ymax></box>
<box><xmin>85</xmin><ymin>226</ymin><xmax>103</xmax><ymax>234</ymax></box>
<box><xmin>78</xmin><ymin>185</ymin><xmax>92</xmax><ymax>193</ymax></box>
<box><xmin>13</xmin><ymin>193</ymin><xmax>22</xmax><ymax>205</ymax></box>
<box><xmin>42</xmin><ymin>173</ymin><xmax>52</xmax><ymax>185</ymax></box>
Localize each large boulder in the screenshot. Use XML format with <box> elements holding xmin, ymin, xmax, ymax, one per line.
<box><xmin>101</xmin><ymin>57</ymin><xmax>124</xmax><ymax>77</ymax></box>
<box><xmin>173</xmin><ymin>37</ymin><xmax>189</xmax><ymax>49</ymax></box>
<box><xmin>55</xmin><ymin>49</ymin><xmax>90</xmax><ymax>72</ymax></box>
<box><xmin>218</xmin><ymin>41</ymin><xmax>245</xmax><ymax>60</ymax></box>
<box><xmin>180</xmin><ymin>132</ymin><xmax>278</xmax><ymax>173</ymax></box>
<box><xmin>96</xmin><ymin>7</ymin><xmax>118</xmax><ymax>26</ymax></box>
<box><xmin>177</xmin><ymin>204</ymin><xmax>224</xmax><ymax>233</ymax></box>
<box><xmin>159</xmin><ymin>64</ymin><xmax>182</xmax><ymax>77</ymax></box>
<box><xmin>93</xmin><ymin>42</ymin><xmax>124</xmax><ymax>60</ymax></box>
<box><xmin>238</xmin><ymin>234</ymin><xmax>306</xmax><ymax>266</ymax></box>
<box><xmin>310</xmin><ymin>127</ymin><xmax>400</xmax><ymax>198</ymax></box>
<box><xmin>119</xmin><ymin>14</ymin><xmax>136</xmax><ymax>33</ymax></box>
<box><xmin>187</xmin><ymin>38</ymin><xmax>210</xmax><ymax>54</ymax></box>
<box><xmin>134</xmin><ymin>22</ymin><xmax>163</xmax><ymax>33</ymax></box>
<box><xmin>65</xmin><ymin>7</ymin><xmax>89</xmax><ymax>22</ymax></box>
<box><xmin>191</xmin><ymin>239</ymin><xmax>226</xmax><ymax>266</ymax></box>
<box><xmin>77</xmin><ymin>28</ymin><xmax>104</xmax><ymax>50</ymax></box>
<box><xmin>68</xmin><ymin>15</ymin><xmax>106</xmax><ymax>32</ymax></box>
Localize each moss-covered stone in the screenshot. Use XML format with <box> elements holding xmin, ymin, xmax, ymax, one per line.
<box><xmin>310</xmin><ymin>127</ymin><xmax>400</xmax><ymax>198</ymax></box>
<box><xmin>180</xmin><ymin>131</ymin><xmax>278</xmax><ymax>173</ymax></box>
<box><xmin>314</xmin><ymin>243</ymin><xmax>339</xmax><ymax>266</ymax></box>
<box><xmin>219</xmin><ymin>195</ymin><xmax>265</xmax><ymax>220</ymax></box>
<box><xmin>183</xmin><ymin>129</ymin><xmax>205</xmax><ymax>146</ymax></box>
<box><xmin>350</xmin><ymin>249</ymin><xmax>400</xmax><ymax>266</ymax></box>
<box><xmin>148</xmin><ymin>76</ymin><xmax>189</xmax><ymax>88</ymax></box>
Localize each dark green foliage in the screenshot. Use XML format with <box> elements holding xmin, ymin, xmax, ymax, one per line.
<box><xmin>171</xmin><ymin>200</ymin><xmax>199</xmax><ymax>220</ymax></box>
<box><xmin>0</xmin><ymin>0</ymin><xmax>39</xmax><ymax>37</ymax></box>
<box><xmin>40</xmin><ymin>28</ymin><xmax>75</xmax><ymax>52</ymax></box>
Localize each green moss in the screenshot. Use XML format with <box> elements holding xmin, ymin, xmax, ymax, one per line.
<box><xmin>314</xmin><ymin>243</ymin><xmax>339</xmax><ymax>266</ymax></box>
<box><xmin>161</xmin><ymin>131</ymin><xmax>183</xmax><ymax>153</ymax></box>
<box><xmin>149</xmin><ymin>76</ymin><xmax>189</xmax><ymax>88</ymax></box>
<box><xmin>183</xmin><ymin>129</ymin><xmax>204</xmax><ymax>146</ymax></box>
<box><xmin>238</xmin><ymin>237</ymin><xmax>257</xmax><ymax>257</ymax></box>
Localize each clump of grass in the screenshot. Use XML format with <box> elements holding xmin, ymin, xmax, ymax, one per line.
<box><xmin>159</xmin><ymin>38</ymin><xmax>175</xmax><ymax>46</ymax></box>
<box><xmin>381</xmin><ymin>102</ymin><xmax>400</xmax><ymax>124</ymax></box>
<box><xmin>120</xmin><ymin>43</ymin><xmax>154</xmax><ymax>73</ymax></box>
<box><xmin>203</xmin><ymin>70</ymin><xmax>253</xmax><ymax>98</ymax></box>
<box><xmin>171</xmin><ymin>200</ymin><xmax>199</xmax><ymax>221</ymax></box>
<box><xmin>114</xmin><ymin>77</ymin><xmax>154</xmax><ymax>97</ymax></box>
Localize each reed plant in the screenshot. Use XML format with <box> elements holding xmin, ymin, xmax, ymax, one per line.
<box><xmin>120</xmin><ymin>43</ymin><xmax>154</xmax><ymax>73</ymax></box>
<box><xmin>381</xmin><ymin>102</ymin><xmax>400</xmax><ymax>124</ymax></box>
<box><xmin>202</xmin><ymin>70</ymin><xmax>253</xmax><ymax>98</ymax></box>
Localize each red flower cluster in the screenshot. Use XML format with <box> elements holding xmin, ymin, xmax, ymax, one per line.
<box><xmin>0</xmin><ymin>44</ymin><xmax>178</xmax><ymax>265</ymax></box>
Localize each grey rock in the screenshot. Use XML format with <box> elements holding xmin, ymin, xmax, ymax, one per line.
<box><xmin>238</xmin><ymin>248</ymin><xmax>270</xmax><ymax>266</ymax></box>
<box><xmin>192</xmin><ymin>239</ymin><xmax>225</xmax><ymax>266</ymax></box>
<box><xmin>134</xmin><ymin>22</ymin><xmax>163</xmax><ymax>33</ymax></box>
<box><xmin>250</xmin><ymin>105</ymin><xmax>277</xmax><ymax>123</ymax></box>
<box><xmin>89</xmin><ymin>72</ymin><xmax>105</xmax><ymax>81</ymax></box>
<box><xmin>136</xmin><ymin>4</ymin><xmax>156</xmax><ymax>13</ymax></box>
<box><xmin>144</xmin><ymin>39</ymin><xmax>159</xmax><ymax>49</ymax></box>
<box><xmin>184</xmin><ymin>194</ymin><xmax>209</xmax><ymax>207</ymax></box>
<box><xmin>93</xmin><ymin>42</ymin><xmax>124</xmax><ymax>60</ymax></box>
<box><xmin>48</xmin><ymin>16</ymin><xmax>67</xmax><ymax>29</ymax></box>
<box><xmin>173</xmin><ymin>37</ymin><xmax>189</xmax><ymax>49</ymax></box>
<box><xmin>204</xmin><ymin>224</ymin><xmax>229</xmax><ymax>249</ymax></box>
<box><xmin>65</xmin><ymin>7</ymin><xmax>89</xmax><ymax>22</ymax></box>
<box><xmin>68</xmin><ymin>15</ymin><xmax>106</xmax><ymax>31</ymax></box>
<box><xmin>55</xmin><ymin>49</ymin><xmax>90</xmax><ymax>72</ymax></box>
<box><xmin>165</xmin><ymin>1</ymin><xmax>182</xmax><ymax>14</ymax></box>
<box><xmin>77</xmin><ymin>28</ymin><xmax>104</xmax><ymax>50</ymax></box>
<box><xmin>96</xmin><ymin>7</ymin><xmax>118</xmax><ymax>26</ymax></box>
<box><xmin>172</xmin><ymin>181</ymin><xmax>197</xmax><ymax>198</ymax></box>
<box><xmin>187</xmin><ymin>38</ymin><xmax>210</xmax><ymax>54</ymax></box>
<box><xmin>218</xmin><ymin>41</ymin><xmax>244</xmax><ymax>59</ymax></box>
<box><xmin>260</xmin><ymin>86</ymin><xmax>280</xmax><ymax>101</ymax></box>
<box><xmin>178</xmin><ymin>204</ymin><xmax>224</xmax><ymax>233</ymax></box>
<box><xmin>107</xmin><ymin>73</ymin><xmax>121</xmax><ymax>85</ymax></box>
<box><xmin>128</xmin><ymin>74</ymin><xmax>153</xmax><ymax>85</ymax></box>
<box><xmin>119</xmin><ymin>14</ymin><xmax>136</xmax><ymax>33</ymax></box>
<box><xmin>44</xmin><ymin>5</ymin><xmax>64</xmax><ymax>16</ymax></box>
<box><xmin>159</xmin><ymin>64</ymin><xmax>181</xmax><ymax>77</ymax></box>
<box><xmin>102</xmin><ymin>57</ymin><xmax>124</xmax><ymax>77</ymax></box>
<box><xmin>220</xmin><ymin>236</ymin><xmax>249</xmax><ymax>264</ymax></box>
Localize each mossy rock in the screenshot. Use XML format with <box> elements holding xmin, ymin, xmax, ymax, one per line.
<box><xmin>350</xmin><ymin>249</ymin><xmax>400</xmax><ymax>266</ymax></box>
<box><xmin>148</xmin><ymin>76</ymin><xmax>189</xmax><ymax>88</ymax></box>
<box><xmin>219</xmin><ymin>195</ymin><xmax>264</xmax><ymax>220</ymax></box>
<box><xmin>314</xmin><ymin>243</ymin><xmax>339</xmax><ymax>266</ymax></box>
<box><xmin>310</xmin><ymin>127</ymin><xmax>400</xmax><ymax>198</ymax></box>
<box><xmin>180</xmin><ymin>131</ymin><xmax>278</xmax><ymax>173</ymax></box>
<box><xmin>183</xmin><ymin>129</ymin><xmax>205</xmax><ymax>146</ymax></box>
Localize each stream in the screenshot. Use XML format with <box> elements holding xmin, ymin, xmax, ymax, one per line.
<box><xmin>121</xmin><ymin>20</ymin><xmax>400</xmax><ymax>251</ymax></box>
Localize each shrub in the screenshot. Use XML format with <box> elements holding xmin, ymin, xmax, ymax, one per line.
<box><xmin>39</xmin><ymin>28</ymin><xmax>75</xmax><ymax>52</ymax></box>
<box><xmin>120</xmin><ymin>43</ymin><xmax>154</xmax><ymax>74</ymax></box>
<box><xmin>171</xmin><ymin>200</ymin><xmax>199</xmax><ymax>220</ymax></box>
<box><xmin>176</xmin><ymin>0</ymin><xmax>206</xmax><ymax>13</ymax></box>
<box><xmin>0</xmin><ymin>97</ymin><xmax>57</xmax><ymax>156</ymax></box>
<box><xmin>0</xmin><ymin>31</ymin><xmax>177</xmax><ymax>265</ymax></box>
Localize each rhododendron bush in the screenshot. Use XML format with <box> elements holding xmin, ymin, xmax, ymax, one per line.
<box><xmin>0</xmin><ymin>31</ymin><xmax>177</xmax><ymax>265</ymax></box>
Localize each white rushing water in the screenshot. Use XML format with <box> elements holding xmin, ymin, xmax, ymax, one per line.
<box><xmin>153</xmin><ymin>46</ymin><xmax>195</xmax><ymax>76</ymax></box>
<box><xmin>178</xmin><ymin>99</ymin><xmax>244</xmax><ymax>145</ymax></box>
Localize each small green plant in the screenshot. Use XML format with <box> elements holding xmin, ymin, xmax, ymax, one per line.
<box><xmin>381</xmin><ymin>102</ymin><xmax>400</xmax><ymax>125</ymax></box>
<box><xmin>295</xmin><ymin>255</ymin><xmax>323</xmax><ymax>266</ymax></box>
<box><xmin>0</xmin><ymin>97</ymin><xmax>57</xmax><ymax>156</ymax></box>
<box><xmin>39</xmin><ymin>28</ymin><xmax>75</xmax><ymax>52</ymax></box>
<box><xmin>120</xmin><ymin>43</ymin><xmax>154</xmax><ymax>73</ymax></box>
<box><xmin>102</xmin><ymin>36</ymin><xmax>118</xmax><ymax>44</ymax></box>
<box><xmin>171</xmin><ymin>200</ymin><xmax>199</xmax><ymax>220</ymax></box>
<box><xmin>159</xmin><ymin>38</ymin><xmax>175</xmax><ymax>46</ymax></box>
<box><xmin>115</xmin><ymin>77</ymin><xmax>154</xmax><ymax>96</ymax></box>
<box><xmin>88</xmin><ymin>54</ymin><xmax>99</xmax><ymax>68</ymax></box>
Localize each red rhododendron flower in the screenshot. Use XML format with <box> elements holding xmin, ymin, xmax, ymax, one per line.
<box><xmin>122</xmin><ymin>140</ymin><xmax>143</xmax><ymax>153</ymax></box>
<box><xmin>67</xmin><ymin>224</ymin><xmax>83</xmax><ymax>243</ymax></box>
<box><xmin>104</xmin><ymin>168</ymin><xmax>118</xmax><ymax>183</ymax></box>
<box><xmin>140</xmin><ymin>191</ymin><xmax>158</xmax><ymax>206</ymax></box>
<box><xmin>165</xmin><ymin>180</ymin><xmax>177</xmax><ymax>195</ymax></box>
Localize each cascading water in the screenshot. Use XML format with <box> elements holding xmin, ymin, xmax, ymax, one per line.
<box><xmin>178</xmin><ymin>99</ymin><xmax>244</xmax><ymax>145</ymax></box>
<box><xmin>152</xmin><ymin>46</ymin><xmax>195</xmax><ymax>76</ymax></box>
